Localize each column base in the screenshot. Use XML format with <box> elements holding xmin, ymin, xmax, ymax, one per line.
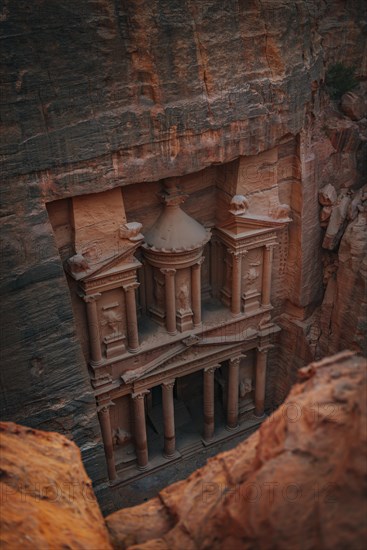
<box><xmin>128</xmin><ymin>346</ymin><xmax>140</xmax><ymax>354</ymax></box>
<box><xmin>163</xmin><ymin>452</ymin><xmax>176</xmax><ymax>460</ymax></box>
<box><xmin>254</xmin><ymin>412</ymin><xmax>266</xmax><ymax>419</ymax></box>
<box><xmin>137</xmin><ymin>463</ymin><xmax>149</xmax><ymax>471</ymax></box>
<box><xmin>193</xmin><ymin>322</ymin><xmax>202</xmax><ymax>329</ymax></box>
<box><xmin>167</xmin><ymin>330</ymin><xmax>178</xmax><ymax>336</ymax></box>
<box><xmin>230</xmin><ymin>311</ymin><xmax>242</xmax><ymax>318</ymax></box>
<box><xmin>225</xmin><ymin>424</ymin><xmax>239</xmax><ymax>432</ymax></box>
<box><xmin>90</xmin><ymin>359</ymin><xmax>104</xmax><ymax>367</ymax></box>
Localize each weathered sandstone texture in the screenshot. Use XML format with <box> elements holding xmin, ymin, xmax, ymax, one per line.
<box><xmin>106</xmin><ymin>351</ymin><xmax>367</xmax><ymax>550</ymax></box>
<box><xmin>0</xmin><ymin>0</ymin><xmax>366</xmax><ymax>508</ymax></box>
<box><xmin>0</xmin><ymin>421</ymin><xmax>112</xmax><ymax>550</ymax></box>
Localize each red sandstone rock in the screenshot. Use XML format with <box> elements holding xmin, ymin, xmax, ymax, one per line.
<box><xmin>0</xmin><ymin>0</ymin><xmax>366</xmax><ymax>511</ymax></box>
<box><xmin>0</xmin><ymin>422</ymin><xmax>112</xmax><ymax>550</ymax></box>
<box><xmin>341</xmin><ymin>91</ymin><xmax>367</xmax><ymax>121</ymax></box>
<box><xmin>105</xmin><ymin>352</ymin><xmax>367</xmax><ymax>550</ymax></box>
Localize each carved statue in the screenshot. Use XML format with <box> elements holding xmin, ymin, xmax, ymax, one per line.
<box><xmin>112</xmin><ymin>427</ymin><xmax>132</xmax><ymax>447</ymax></box>
<box><xmin>245</xmin><ymin>266</ymin><xmax>259</xmax><ymax>283</ymax></box>
<box><xmin>67</xmin><ymin>253</ymin><xmax>90</xmax><ymax>274</ymax></box>
<box><xmin>230</xmin><ymin>194</ymin><xmax>249</xmax><ymax>215</ymax></box>
<box><xmin>119</xmin><ymin>221</ymin><xmax>143</xmax><ymax>242</ymax></box>
<box><xmin>239</xmin><ymin>377</ymin><xmax>253</xmax><ymax>398</ymax></box>
<box><xmin>153</xmin><ymin>274</ymin><xmax>165</xmax><ymax>307</ymax></box>
<box><xmin>177</xmin><ymin>283</ymin><xmax>190</xmax><ymax>312</ymax></box>
<box><xmin>101</xmin><ymin>309</ymin><xmax>123</xmax><ymax>336</ymax></box>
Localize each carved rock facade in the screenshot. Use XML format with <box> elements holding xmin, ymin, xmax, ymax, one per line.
<box><xmin>48</xmin><ymin>171</ymin><xmax>291</xmax><ymax>484</ymax></box>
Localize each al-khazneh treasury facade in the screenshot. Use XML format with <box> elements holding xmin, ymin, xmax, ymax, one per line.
<box><xmin>47</xmin><ymin>156</ymin><xmax>291</xmax><ymax>485</ymax></box>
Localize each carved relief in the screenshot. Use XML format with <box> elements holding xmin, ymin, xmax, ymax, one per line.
<box><xmin>177</xmin><ymin>283</ymin><xmax>190</xmax><ymax>313</ymax></box>
<box><xmin>101</xmin><ymin>308</ymin><xmax>123</xmax><ymax>338</ymax></box>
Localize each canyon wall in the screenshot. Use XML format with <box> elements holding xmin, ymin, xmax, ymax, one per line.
<box><xmin>1</xmin><ymin>0</ymin><xmax>366</xmax><ymax>507</ymax></box>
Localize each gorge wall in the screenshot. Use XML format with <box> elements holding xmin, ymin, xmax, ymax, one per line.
<box><xmin>0</xmin><ymin>0</ymin><xmax>366</xmax><ymax>510</ymax></box>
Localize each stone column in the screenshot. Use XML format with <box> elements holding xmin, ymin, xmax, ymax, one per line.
<box><xmin>131</xmin><ymin>390</ymin><xmax>149</xmax><ymax>469</ymax></box>
<box><xmin>162</xmin><ymin>380</ymin><xmax>176</xmax><ymax>458</ymax></box>
<box><xmin>230</xmin><ymin>251</ymin><xmax>242</xmax><ymax>316</ymax></box>
<box><xmin>191</xmin><ymin>257</ymin><xmax>204</xmax><ymax>327</ymax></box>
<box><xmin>161</xmin><ymin>268</ymin><xmax>177</xmax><ymax>335</ymax></box>
<box><xmin>261</xmin><ymin>244</ymin><xmax>275</xmax><ymax>307</ymax></box>
<box><xmin>203</xmin><ymin>366</ymin><xmax>218</xmax><ymax>441</ymax></box>
<box><xmin>83</xmin><ymin>293</ymin><xmax>103</xmax><ymax>366</ymax></box>
<box><xmin>255</xmin><ymin>347</ymin><xmax>269</xmax><ymax>417</ymax></box>
<box><xmin>97</xmin><ymin>402</ymin><xmax>117</xmax><ymax>481</ymax></box>
<box><xmin>123</xmin><ymin>283</ymin><xmax>140</xmax><ymax>352</ymax></box>
<box><xmin>226</xmin><ymin>357</ymin><xmax>241</xmax><ymax>430</ymax></box>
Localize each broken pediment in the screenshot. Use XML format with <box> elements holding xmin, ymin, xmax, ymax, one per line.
<box><xmin>66</xmin><ymin>241</ymin><xmax>142</xmax><ymax>282</ymax></box>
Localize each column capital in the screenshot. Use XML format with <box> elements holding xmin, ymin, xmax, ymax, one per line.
<box><xmin>227</xmin><ymin>249</ymin><xmax>241</xmax><ymax>260</ymax></box>
<box><xmin>193</xmin><ymin>256</ymin><xmax>205</xmax><ymax>267</ymax></box>
<box><xmin>229</xmin><ymin>354</ymin><xmax>246</xmax><ymax>368</ymax></box>
<box><xmin>162</xmin><ymin>379</ymin><xmax>175</xmax><ymax>390</ymax></box>
<box><xmin>257</xmin><ymin>344</ymin><xmax>274</xmax><ymax>354</ymax></box>
<box><xmin>123</xmin><ymin>282</ymin><xmax>140</xmax><ymax>293</ymax></box>
<box><xmin>265</xmin><ymin>242</ymin><xmax>277</xmax><ymax>251</ymax></box>
<box><xmin>97</xmin><ymin>400</ymin><xmax>115</xmax><ymax>413</ymax></box>
<box><xmin>204</xmin><ymin>364</ymin><xmax>220</xmax><ymax>374</ymax></box>
<box><xmin>160</xmin><ymin>268</ymin><xmax>176</xmax><ymax>276</ymax></box>
<box><xmin>82</xmin><ymin>293</ymin><xmax>101</xmax><ymax>303</ymax></box>
<box><xmin>131</xmin><ymin>389</ymin><xmax>150</xmax><ymax>400</ymax></box>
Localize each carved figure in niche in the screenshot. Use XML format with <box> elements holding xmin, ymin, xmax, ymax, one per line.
<box><xmin>177</xmin><ymin>283</ymin><xmax>190</xmax><ymax>313</ymax></box>
<box><xmin>119</xmin><ymin>221</ymin><xmax>143</xmax><ymax>242</ymax></box>
<box><xmin>245</xmin><ymin>267</ymin><xmax>259</xmax><ymax>283</ymax></box>
<box><xmin>112</xmin><ymin>427</ymin><xmax>132</xmax><ymax>447</ymax></box>
<box><xmin>153</xmin><ymin>275</ymin><xmax>165</xmax><ymax>308</ymax></box>
<box><xmin>244</xmin><ymin>262</ymin><xmax>260</xmax><ymax>291</ymax></box>
<box><xmin>230</xmin><ymin>195</ymin><xmax>249</xmax><ymax>215</ymax></box>
<box><xmin>239</xmin><ymin>377</ymin><xmax>253</xmax><ymax>398</ymax></box>
<box><xmin>67</xmin><ymin>253</ymin><xmax>90</xmax><ymax>274</ymax></box>
<box><xmin>101</xmin><ymin>309</ymin><xmax>123</xmax><ymax>337</ymax></box>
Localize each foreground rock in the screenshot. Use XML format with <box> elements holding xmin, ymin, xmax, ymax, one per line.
<box><xmin>0</xmin><ymin>422</ymin><xmax>112</xmax><ymax>550</ymax></box>
<box><xmin>106</xmin><ymin>351</ymin><xmax>367</xmax><ymax>550</ymax></box>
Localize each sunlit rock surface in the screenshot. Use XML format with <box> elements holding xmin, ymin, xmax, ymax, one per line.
<box><xmin>0</xmin><ymin>422</ymin><xmax>112</xmax><ymax>550</ymax></box>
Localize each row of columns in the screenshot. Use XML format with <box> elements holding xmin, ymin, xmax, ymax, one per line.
<box><xmin>161</xmin><ymin>258</ymin><xmax>204</xmax><ymax>335</ymax></box>
<box><xmin>228</xmin><ymin>243</ymin><xmax>276</xmax><ymax>316</ymax></box>
<box><xmin>98</xmin><ymin>347</ymin><xmax>269</xmax><ymax>480</ymax></box>
<box><xmin>83</xmin><ymin>283</ymin><xmax>140</xmax><ymax>362</ymax></box>
<box><xmin>131</xmin><ymin>380</ymin><xmax>176</xmax><ymax>470</ymax></box>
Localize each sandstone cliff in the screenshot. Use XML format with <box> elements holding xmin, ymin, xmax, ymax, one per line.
<box><xmin>0</xmin><ymin>0</ymin><xmax>366</xmax><ymax>508</ymax></box>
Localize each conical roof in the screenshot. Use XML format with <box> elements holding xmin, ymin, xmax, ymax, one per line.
<box><xmin>144</xmin><ymin>200</ymin><xmax>209</xmax><ymax>252</ymax></box>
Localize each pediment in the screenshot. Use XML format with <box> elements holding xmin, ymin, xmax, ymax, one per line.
<box><xmin>121</xmin><ymin>327</ymin><xmax>259</xmax><ymax>384</ymax></box>
<box><xmin>65</xmin><ymin>241</ymin><xmax>141</xmax><ymax>282</ymax></box>
<box><xmin>218</xmin><ymin>214</ymin><xmax>288</xmax><ymax>238</ymax></box>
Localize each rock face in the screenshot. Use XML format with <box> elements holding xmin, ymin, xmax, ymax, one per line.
<box><xmin>105</xmin><ymin>351</ymin><xmax>367</xmax><ymax>549</ymax></box>
<box><xmin>0</xmin><ymin>422</ymin><xmax>112</xmax><ymax>550</ymax></box>
<box><xmin>0</xmin><ymin>0</ymin><xmax>366</xmax><ymax>510</ymax></box>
